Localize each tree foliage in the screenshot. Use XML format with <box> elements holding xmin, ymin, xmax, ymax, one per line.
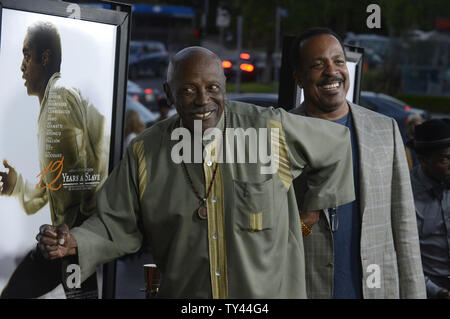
<box><xmin>120</xmin><ymin>0</ymin><xmax>449</xmax><ymax>48</ymax></box>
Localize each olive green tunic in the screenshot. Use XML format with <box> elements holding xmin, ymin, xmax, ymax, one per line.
<box><xmin>71</xmin><ymin>100</ymin><xmax>355</xmax><ymax>298</ymax></box>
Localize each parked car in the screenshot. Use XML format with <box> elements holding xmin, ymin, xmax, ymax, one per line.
<box><xmin>222</xmin><ymin>52</ymin><xmax>259</xmax><ymax>82</ymax></box>
<box><xmin>230</xmin><ymin>91</ymin><xmax>427</xmax><ymax>142</ymax></box>
<box><xmin>344</xmin><ymin>33</ymin><xmax>390</xmax><ymax>68</ymax></box>
<box><xmin>227</xmin><ymin>90</ymin><xmax>426</xmax><ymax>142</ymax></box>
<box><xmin>130</xmin><ymin>40</ymin><xmax>166</xmax><ymax>58</ymax></box>
<box><xmin>359</xmin><ymin>91</ymin><xmax>417</xmax><ymax>141</ymax></box>
<box><xmin>227</xmin><ymin>93</ymin><xmax>279</xmax><ymax>108</ymax></box>
<box><xmin>373</xmin><ymin>93</ymin><xmax>430</xmax><ymax>119</ymax></box>
<box><xmin>128</xmin><ymin>40</ymin><xmax>169</xmax><ymax>79</ymax></box>
<box><xmin>127</xmin><ymin>80</ymin><xmax>163</xmax><ymax>111</ymax></box>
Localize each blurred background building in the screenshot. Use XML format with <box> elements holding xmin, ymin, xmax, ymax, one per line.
<box><xmin>112</xmin><ymin>0</ymin><xmax>450</xmax><ymax>117</ymax></box>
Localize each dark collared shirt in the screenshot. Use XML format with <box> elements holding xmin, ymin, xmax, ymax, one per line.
<box><xmin>410</xmin><ymin>166</ymin><xmax>450</xmax><ymax>297</ymax></box>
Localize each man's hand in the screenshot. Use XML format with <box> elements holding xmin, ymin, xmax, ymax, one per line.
<box><xmin>437</xmin><ymin>288</ymin><xmax>450</xmax><ymax>299</ymax></box>
<box><xmin>0</xmin><ymin>159</ymin><xmax>17</xmax><ymax>196</ymax></box>
<box><xmin>300</xmin><ymin>210</ymin><xmax>320</xmax><ymax>228</ymax></box>
<box><xmin>36</xmin><ymin>224</ymin><xmax>78</xmax><ymax>260</ymax></box>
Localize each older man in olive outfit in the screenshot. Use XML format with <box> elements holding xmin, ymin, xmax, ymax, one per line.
<box><xmin>291</xmin><ymin>28</ymin><xmax>425</xmax><ymax>299</ymax></box>
<box><xmin>36</xmin><ymin>46</ymin><xmax>355</xmax><ymax>298</ymax></box>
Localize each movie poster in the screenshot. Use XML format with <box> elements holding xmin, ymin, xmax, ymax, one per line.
<box><xmin>0</xmin><ymin>7</ymin><xmax>117</xmax><ymax>298</ymax></box>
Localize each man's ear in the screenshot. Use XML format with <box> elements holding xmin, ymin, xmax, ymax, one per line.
<box><xmin>293</xmin><ymin>71</ymin><xmax>303</xmax><ymax>89</ymax></box>
<box><xmin>41</xmin><ymin>49</ymin><xmax>51</xmax><ymax>67</ymax></box>
<box><xmin>163</xmin><ymin>82</ymin><xmax>174</xmax><ymax>106</ymax></box>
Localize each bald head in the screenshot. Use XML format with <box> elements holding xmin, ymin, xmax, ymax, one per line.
<box><xmin>166</xmin><ymin>46</ymin><xmax>225</xmax><ymax>84</ymax></box>
<box><xmin>163</xmin><ymin>46</ymin><xmax>226</xmax><ymax>133</ymax></box>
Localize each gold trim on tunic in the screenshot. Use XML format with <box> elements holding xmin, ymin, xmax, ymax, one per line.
<box><xmin>133</xmin><ymin>140</ymin><xmax>147</xmax><ymax>201</ymax></box>
<box><xmin>204</xmin><ymin>140</ymin><xmax>228</xmax><ymax>299</ymax></box>
<box><xmin>269</xmin><ymin>120</ymin><xmax>293</xmax><ymax>189</ymax></box>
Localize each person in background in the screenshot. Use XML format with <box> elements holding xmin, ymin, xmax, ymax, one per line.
<box><xmin>123</xmin><ymin>109</ymin><xmax>145</xmax><ymax>154</ymax></box>
<box><xmin>154</xmin><ymin>97</ymin><xmax>171</xmax><ymax>123</ymax></box>
<box><xmin>408</xmin><ymin>119</ymin><xmax>450</xmax><ymax>299</ymax></box>
<box><xmin>405</xmin><ymin>113</ymin><xmax>425</xmax><ymax>170</ymax></box>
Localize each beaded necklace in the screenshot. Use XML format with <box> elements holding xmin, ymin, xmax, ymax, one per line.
<box><xmin>181</xmin><ymin>111</ymin><xmax>226</xmax><ymax>220</ymax></box>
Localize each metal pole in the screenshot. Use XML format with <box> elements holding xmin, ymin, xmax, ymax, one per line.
<box><xmin>275</xmin><ymin>7</ymin><xmax>280</xmax><ymax>54</ymax></box>
<box><xmin>274</xmin><ymin>7</ymin><xmax>280</xmax><ymax>91</ymax></box>
<box><xmin>202</xmin><ymin>0</ymin><xmax>209</xmax><ymax>36</ymax></box>
<box><xmin>235</xmin><ymin>14</ymin><xmax>243</xmax><ymax>94</ymax></box>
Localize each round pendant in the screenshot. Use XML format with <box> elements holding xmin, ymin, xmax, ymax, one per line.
<box><xmin>197</xmin><ymin>206</ymin><xmax>207</xmax><ymax>219</ymax></box>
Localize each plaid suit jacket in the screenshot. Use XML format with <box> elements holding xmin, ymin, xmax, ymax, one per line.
<box><xmin>291</xmin><ymin>102</ymin><xmax>426</xmax><ymax>299</ymax></box>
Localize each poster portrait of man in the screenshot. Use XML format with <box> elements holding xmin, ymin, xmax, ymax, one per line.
<box><xmin>0</xmin><ymin>8</ymin><xmax>118</xmax><ymax>298</ymax></box>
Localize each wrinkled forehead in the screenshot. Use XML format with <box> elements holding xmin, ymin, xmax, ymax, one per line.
<box><xmin>300</xmin><ymin>34</ymin><xmax>345</xmax><ymax>60</ymax></box>
<box><xmin>180</xmin><ymin>54</ymin><xmax>222</xmax><ymax>74</ymax></box>
<box><xmin>169</xmin><ymin>53</ymin><xmax>225</xmax><ymax>85</ymax></box>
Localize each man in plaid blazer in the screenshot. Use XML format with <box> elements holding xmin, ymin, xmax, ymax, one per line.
<box><xmin>290</xmin><ymin>28</ymin><xmax>426</xmax><ymax>298</ymax></box>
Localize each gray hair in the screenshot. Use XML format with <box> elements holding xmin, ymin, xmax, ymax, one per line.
<box><xmin>166</xmin><ymin>46</ymin><xmax>224</xmax><ymax>84</ymax></box>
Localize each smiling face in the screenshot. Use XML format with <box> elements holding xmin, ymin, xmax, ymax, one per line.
<box><xmin>164</xmin><ymin>49</ymin><xmax>226</xmax><ymax>133</ymax></box>
<box><xmin>294</xmin><ymin>34</ymin><xmax>349</xmax><ymax>118</ymax></box>
<box><xmin>20</xmin><ymin>35</ymin><xmax>47</xmax><ymax>98</ymax></box>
